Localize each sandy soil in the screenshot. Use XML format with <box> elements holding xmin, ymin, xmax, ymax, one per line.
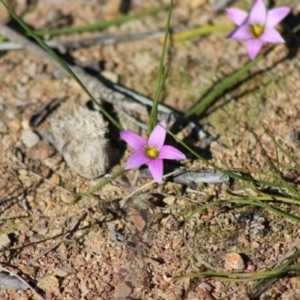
<box><xmin>1</xmin><ymin>0</ymin><xmax>300</xmax><ymax>299</ymax></box>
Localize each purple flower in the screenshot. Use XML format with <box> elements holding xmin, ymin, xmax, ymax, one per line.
<box><xmin>226</xmin><ymin>0</ymin><xmax>290</xmax><ymax>59</ymax></box>
<box><xmin>120</xmin><ymin>121</ymin><xmax>186</xmax><ymax>183</ymax></box>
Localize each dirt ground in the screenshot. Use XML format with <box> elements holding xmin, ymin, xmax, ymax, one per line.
<box><xmin>1</xmin><ymin>0</ymin><xmax>300</xmax><ymax>299</ymax></box>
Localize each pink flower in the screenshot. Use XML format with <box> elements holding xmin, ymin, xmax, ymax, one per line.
<box><xmin>226</xmin><ymin>0</ymin><xmax>290</xmax><ymax>59</ymax></box>
<box><xmin>120</xmin><ymin>121</ymin><xmax>186</xmax><ymax>183</ymax></box>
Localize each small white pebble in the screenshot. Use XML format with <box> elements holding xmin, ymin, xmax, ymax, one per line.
<box><xmin>197</xmin><ymin>282</ymin><xmax>213</xmax><ymax>291</ymax></box>
<box><xmin>225</xmin><ymin>252</ymin><xmax>245</xmax><ymax>270</ymax></box>
<box><xmin>21</xmin><ymin>129</ymin><xmax>40</xmax><ymax>148</ymax></box>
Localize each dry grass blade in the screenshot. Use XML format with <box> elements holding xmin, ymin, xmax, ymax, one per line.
<box><xmin>251</xmin><ymin>239</ymin><xmax>300</xmax><ymax>298</ymax></box>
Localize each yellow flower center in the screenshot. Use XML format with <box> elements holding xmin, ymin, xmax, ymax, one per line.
<box><xmin>250</xmin><ymin>24</ymin><xmax>265</xmax><ymax>38</ymax></box>
<box><xmin>144</xmin><ymin>146</ymin><xmax>159</xmax><ymax>159</ymax></box>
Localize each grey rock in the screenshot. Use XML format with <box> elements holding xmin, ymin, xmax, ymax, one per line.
<box><xmin>21</xmin><ymin>129</ymin><xmax>40</xmax><ymax>148</ymax></box>
<box><xmin>50</xmin><ymin>100</ymin><xmax>110</xmax><ymax>179</ymax></box>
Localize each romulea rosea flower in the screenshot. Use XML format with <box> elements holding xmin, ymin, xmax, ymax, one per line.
<box><xmin>226</xmin><ymin>0</ymin><xmax>290</xmax><ymax>59</ymax></box>
<box><xmin>120</xmin><ymin>120</ymin><xmax>186</xmax><ymax>183</ymax></box>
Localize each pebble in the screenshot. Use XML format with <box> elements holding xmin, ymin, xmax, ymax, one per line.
<box><xmin>54</xmin><ymin>266</ymin><xmax>76</xmax><ymax>277</ymax></box>
<box><xmin>29</xmin><ymin>234</ymin><xmax>44</xmax><ymax>242</ymax></box>
<box><xmin>60</xmin><ymin>192</ymin><xmax>76</xmax><ymax>204</ymax></box>
<box><xmin>0</xmin><ymin>121</ymin><xmax>8</xmax><ymax>133</ymax></box>
<box><xmin>0</xmin><ymin>233</ymin><xmax>11</xmax><ymax>250</ymax></box>
<box><xmin>197</xmin><ymin>282</ymin><xmax>212</xmax><ymax>291</ymax></box>
<box><xmin>21</xmin><ymin>129</ymin><xmax>40</xmax><ymax>148</ymax></box>
<box><xmin>128</xmin><ymin>208</ymin><xmax>146</xmax><ymax>232</ymax></box>
<box><xmin>101</xmin><ymin>70</ymin><xmax>118</xmax><ymax>83</ymax></box>
<box><xmin>172</xmin><ymin>235</ymin><xmax>183</xmax><ymax>250</ymax></box>
<box><xmin>224</xmin><ymin>252</ymin><xmax>245</xmax><ymax>270</ymax></box>
<box><xmin>37</xmin><ymin>275</ymin><xmax>60</xmax><ymax>294</ymax></box>
<box><xmin>8</xmin><ymin>120</ymin><xmax>21</xmax><ymax>132</ymax></box>
<box><xmin>18</xmin><ymin>169</ymin><xmax>28</xmax><ymax>176</ymax></box>
<box><xmin>113</xmin><ymin>281</ymin><xmax>132</xmax><ymax>299</ymax></box>
<box><xmin>27</xmin><ymin>140</ymin><xmax>55</xmax><ymax>160</ymax></box>
<box><xmin>50</xmin><ymin>174</ymin><xmax>60</xmax><ymax>185</ymax></box>
<box><xmin>0</xmin><ymin>273</ymin><xmax>27</xmax><ymax>290</ymax></box>
<box><xmin>79</xmin><ymin>284</ymin><xmax>90</xmax><ymax>297</ymax></box>
<box><xmin>163</xmin><ymin>196</ymin><xmax>176</xmax><ymax>206</ymax></box>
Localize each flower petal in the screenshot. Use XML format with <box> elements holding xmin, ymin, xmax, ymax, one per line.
<box><xmin>249</xmin><ymin>0</ymin><xmax>267</xmax><ymax>25</ymax></box>
<box><xmin>148</xmin><ymin>159</ymin><xmax>163</xmax><ymax>183</ymax></box>
<box><xmin>125</xmin><ymin>150</ymin><xmax>150</xmax><ymax>170</ymax></box>
<box><xmin>260</xmin><ymin>27</ymin><xmax>284</xmax><ymax>43</ymax></box>
<box><xmin>228</xmin><ymin>24</ymin><xmax>252</xmax><ymax>40</ymax></box>
<box><xmin>246</xmin><ymin>38</ymin><xmax>263</xmax><ymax>60</ymax></box>
<box><xmin>148</xmin><ymin>121</ymin><xmax>166</xmax><ymax>149</ymax></box>
<box><xmin>120</xmin><ymin>130</ymin><xmax>147</xmax><ymax>151</ymax></box>
<box><xmin>266</xmin><ymin>7</ymin><xmax>290</xmax><ymax>27</ymax></box>
<box><xmin>226</xmin><ymin>8</ymin><xmax>248</xmax><ymax>26</ymax></box>
<box><xmin>159</xmin><ymin>145</ymin><xmax>186</xmax><ymax>160</ymax></box>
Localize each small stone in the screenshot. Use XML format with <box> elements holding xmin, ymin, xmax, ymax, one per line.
<box><xmin>0</xmin><ymin>234</ymin><xmax>11</xmax><ymax>250</ymax></box>
<box><xmin>197</xmin><ymin>282</ymin><xmax>212</xmax><ymax>291</ymax></box>
<box><xmin>8</xmin><ymin>120</ymin><xmax>21</xmax><ymax>132</ymax></box>
<box><xmin>114</xmin><ymin>281</ymin><xmax>132</xmax><ymax>299</ymax></box>
<box><xmin>21</xmin><ymin>129</ymin><xmax>40</xmax><ymax>148</ymax></box>
<box><xmin>21</xmin><ymin>120</ymin><xmax>30</xmax><ymax>130</ymax></box>
<box><xmin>20</xmin><ymin>75</ymin><xmax>29</xmax><ymax>84</ymax></box>
<box><xmin>29</xmin><ymin>234</ymin><xmax>44</xmax><ymax>242</ymax></box>
<box><xmin>60</xmin><ymin>192</ymin><xmax>76</xmax><ymax>204</ymax></box>
<box><xmin>54</xmin><ymin>266</ymin><xmax>76</xmax><ymax>277</ymax></box>
<box><xmin>101</xmin><ymin>70</ymin><xmax>119</xmax><ymax>83</ymax></box>
<box><xmin>37</xmin><ymin>275</ymin><xmax>60</xmax><ymax>295</ymax></box>
<box><xmin>163</xmin><ymin>196</ymin><xmax>176</xmax><ymax>206</ymax></box>
<box><xmin>128</xmin><ymin>208</ymin><xmax>146</xmax><ymax>231</ymax></box>
<box><xmin>0</xmin><ymin>273</ymin><xmax>27</xmax><ymax>290</ymax></box>
<box><xmin>79</xmin><ymin>284</ymin><xmax>90</xmax><ymax>297</ymax></box>
<box><xmin>44</xmin><ymin>156</ymin><xmax>62</xmax><ymax>170</ymax></box>
<box><xmin>49</xmin><ymin>174</ymin><xmax>60</xmax><ymax>185</ymax></box>
<box><xmin>290</xmin><ymin>276</ymin><xmax>300</xmax><ymax>288</ymax></box>
<box><xmin>0</xmin><ymin>121</ymin><xmax>8</xmax><ymax>133</ymax></box>
<box><xmin>251</xmin><ymin>241</ymin><xmax>260</xmax><ymax>248</ymax></box>
<box><xmin>172</xmin><ymin>235</ymin><xmax>183</xmax><ymax>250</ymax></box>
<box><xmin>26</xmin><ymin>195</ymin><xmax>35</xmax><ymax>202</ymax></box>
<box><xmin>27</xmin><ymin>140</ymin><xmax>55</xmax><ymax>160</ymax></box>
<box><xmin>225</xmin><ymin>252</ymin><xmax>245</xmax><ymax>270</ymax></box>
<box><xmin>162</xmin><ymin>274</ymin><xmax>172</xmax><ymax>283</ymax></box>
<box><xmin>18</xmin><ymin>169</ymin><xmax>28</xmax><ymax>176</ymax></box>
<box><xmin>21</xmin><ymin>266</ymin><xmax>36</xmax><ymax>278</ymax></box>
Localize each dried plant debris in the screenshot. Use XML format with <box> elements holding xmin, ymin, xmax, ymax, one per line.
<box><xmin>50</xmin><ymin>99</ymin><xmax>111</xmax><ymax>179</ymax></box>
